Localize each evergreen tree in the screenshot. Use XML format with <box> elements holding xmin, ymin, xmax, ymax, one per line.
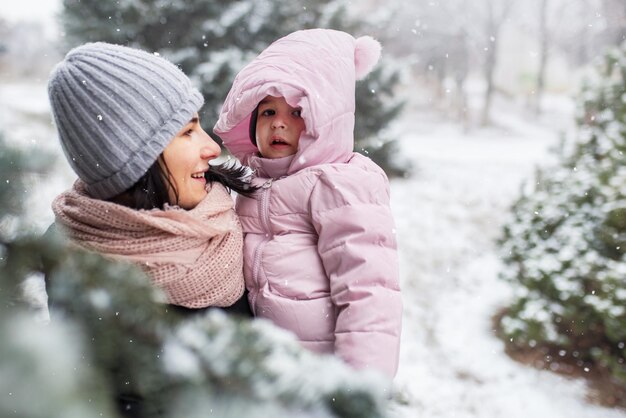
<box><xmin>60</xmin><ymin>0</ymin><xmax>408</xmax><ymax>176</ymax></box>
<box><xmin>498</xmin><ymin>42</ymin><xmax>626</xmax><ymax>386</ymax></box>
<box><xmin>0</xmin><ymin>132</ymin><xmax>390</xmax><ymax>417</ymax></box>
<box><xmin>0</xmin><ymin>132</ymin><xmax>117</xmax><ymax>418</ymax></box>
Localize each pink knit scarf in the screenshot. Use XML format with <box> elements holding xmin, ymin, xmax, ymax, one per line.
<box><xmin>52</xmin><ymin>180</ymin><xmax>245</xmax><ymax>308</ymax></box>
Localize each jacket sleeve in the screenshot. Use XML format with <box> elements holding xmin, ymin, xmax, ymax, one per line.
<box><xmin>309</xmin><ymin>163</ymin><xmax>402</xmax><ymax>379</ymax></box>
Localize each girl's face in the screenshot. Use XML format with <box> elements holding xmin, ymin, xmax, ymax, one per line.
<box><xmin>255</xmin><ymin>96</ymin><xmax>305</xmax><ymax>159</ymax></box>
<box><xmin>161</xmin><ymin>113</ymin><xmax>221</xmax><ymax>209</ymax></box>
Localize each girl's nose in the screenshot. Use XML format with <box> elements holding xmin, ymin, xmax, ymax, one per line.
<box><xmin>199</xmin><ymin>129</ymin><xmax>221</xmax><ymax>159</ymax></box>
<box><xmin>271</xmin><ymin>115</ymin><xmax>286</xmax><ymax>129</ymax></box>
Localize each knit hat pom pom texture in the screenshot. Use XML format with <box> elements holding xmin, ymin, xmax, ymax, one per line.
<box><xmin>48</xmin><ymin>42</ymin><xmax>204</xmax><ymax>199</ymax></box>
<box><xmin>354</xmin><ymin>36</ymin><xmax>381</xmax><ymax>80</ymax></box>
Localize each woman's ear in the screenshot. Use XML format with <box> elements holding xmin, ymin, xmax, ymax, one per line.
<box><xmin>354</xmin><ymin>36</ymin><xmax>382</xmax><ymax>80</ymax></box>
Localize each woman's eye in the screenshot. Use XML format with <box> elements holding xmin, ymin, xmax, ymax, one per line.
<box><xmin>184</xmin><ymin>129</ymin><xmax>193</xmax><ymax>136</ymax></box>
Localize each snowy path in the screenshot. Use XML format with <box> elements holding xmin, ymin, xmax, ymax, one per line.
<box><xmin>388</xmin><ymin>114</ymin><xmax>626</xmax><ymax>418</ymax></box>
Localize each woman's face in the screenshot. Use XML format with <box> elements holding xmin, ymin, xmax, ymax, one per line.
<box><xmin>161</xmin><ymin>113</ymin><xmax>221</xmax><ymax>209</ymax></box>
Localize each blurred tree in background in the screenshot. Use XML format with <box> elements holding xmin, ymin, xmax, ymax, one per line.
<box><xmin>374</xmin><ymin>0</ymin><xmax>624</xmax><ymax>124</ymax></box>
<box><xmin>60</xmin><ymin>0</ymin><xmax>408</xmax><ymax>177</ymax></box>
<box><xmin>498</xmin><ymin>41</ymin><xmax>626</xmax><ymax>400</ymax></box>
<box><xmin>0</xmin><ymin>132</ymin><xmax>389</xmax><ymax>417</ymax></box>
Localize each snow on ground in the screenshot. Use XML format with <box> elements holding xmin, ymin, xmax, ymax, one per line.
<box><xmin>2</xmin><ymin>80</ymin><xmax>625</xmax><ymax>418</ymax></box>
<box><xmin>388</xmin><ymin>103</ymin><xmax>625</xmax><ymax>418</ymax></box>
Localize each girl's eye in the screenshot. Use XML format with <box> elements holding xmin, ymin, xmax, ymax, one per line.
<box><xmin>292</xmin><ymin>109</ymin><xmax>302</xmax><ymax>117</ymax></box>
<box><xmin>184</xmin><ymin>129</ymin><xmax>193</xmax><ymax>136</ymax></box>
<box><xmin>261</xmin><ymin>109</ymin><xmax>275</xmax><ymax>116</ymax></box>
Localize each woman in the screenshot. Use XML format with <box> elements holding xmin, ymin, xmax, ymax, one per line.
<box><xmin>47</xmin><ymin>42</ymin><xmax>252</xmax><ymax>317</ymax></box>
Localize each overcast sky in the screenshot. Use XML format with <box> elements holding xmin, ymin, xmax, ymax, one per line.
<box><xmin>0</xmin><ymin>0</ymin><xmax>61</xmax><ymax>33</ymax></box>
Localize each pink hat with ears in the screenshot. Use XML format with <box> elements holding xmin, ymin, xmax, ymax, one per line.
<box><xmin>217</xmin><ymin>29</ymin><xmax>383</xmax><ymax>170</ymax></box>
<box><xmin>246</xmin><ymin>33</ymin><xmax>382</xmax><ymax>145</ymax></box>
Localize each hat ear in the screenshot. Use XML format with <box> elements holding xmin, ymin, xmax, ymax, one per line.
<box><xmin>354</xmin><ymin>36</ymin><xmax>381</xmax><ymax>80</ymax></box>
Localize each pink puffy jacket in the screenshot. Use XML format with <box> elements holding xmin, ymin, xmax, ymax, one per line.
<box><xmin>214</xmin><ymin>29</ymin><xmax>402</xmax><ymax>378</ymax></box>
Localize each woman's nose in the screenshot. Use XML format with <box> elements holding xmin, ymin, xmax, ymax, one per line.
<box><xmin>199</xmin><ymin>129</ymin><xmax>221</xmax><ymax>159</ymax></box>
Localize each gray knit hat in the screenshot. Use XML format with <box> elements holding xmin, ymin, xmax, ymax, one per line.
<box><xmin>48</xmin><ymin>42</ymin><xmax>204</xmax><ymax>199</ymax></box>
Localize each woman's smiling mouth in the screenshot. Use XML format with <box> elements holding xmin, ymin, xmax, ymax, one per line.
<box><xmin>191</xmin><ymin>170</ymin><xmax>207</xmax><ymax>182</ymax></box>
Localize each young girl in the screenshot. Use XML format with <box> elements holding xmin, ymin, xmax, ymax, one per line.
<box><xmin>214</xmin><ymin>29</ymin><xmax>402</xmax><ymax>378</ymax></box>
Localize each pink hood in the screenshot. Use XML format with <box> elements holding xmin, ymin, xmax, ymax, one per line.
<box><xmin>214</xmin><ymin>28</ymin><xmax>382</xmax><ymax>173</ymax></box>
